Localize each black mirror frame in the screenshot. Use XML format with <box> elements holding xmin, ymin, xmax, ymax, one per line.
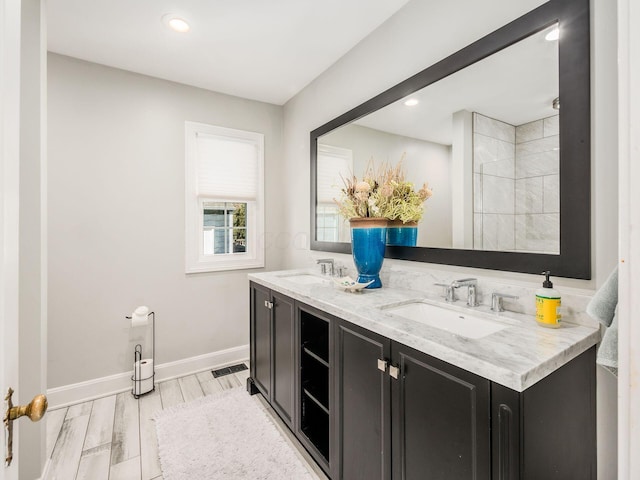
<box><xmin>310</xmin><ymin>0</ymin><xmax>590</xmax><ymax>279</ymax></box>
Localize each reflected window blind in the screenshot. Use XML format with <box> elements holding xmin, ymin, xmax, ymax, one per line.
<box><xmin>196</xmin><ymin>132</ymin><xmax>258</xmax><ymax>200</ymax></box>
<box><xmin>317</xmin><ymin>145</ymin><xmax>353</xmax><ymax>204</ymax></box>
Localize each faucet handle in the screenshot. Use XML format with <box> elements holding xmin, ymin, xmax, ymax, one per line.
<box><xmin>451</xmin><ymin>278</ymin><xmax>477</xmax><ymax>288</ymax></box>
<box><xmin>434</xmin><ymin>283</ymin><xmax>456</xmax><ymax>302</ymax></box>
<box><xmin>316</xmin><ymin>258</ymin><xmax>335</xmax><ymax>276</ymax></box>
<box><xmin>491</xmin><ymin>292</ymin><xmax>519</xmax><ymax>312</ymax></box>
<box><xmin>316</xmin><ymin>258</ymin><xmax>334</xmax><ymax>265</ymax></box>
<box><xmin>466</xmin><ymin>284</ymin><xmax>480</xmax><ymax>307</ymax></box>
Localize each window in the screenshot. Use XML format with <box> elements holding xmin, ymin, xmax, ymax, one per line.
<box><xmin>203</xmin><ymin>202</ymin><xmax>247</xmax><ymax>255</ymax></box>
<box><xmin>316</xmin><ymin>204</ymin><xmax>341</xmax><ymax>242</ymax></box>
<box><xmin>316</xmin><ymin>144</ymin><xmax>352</xmax><ymax>242</ymax></box>
<box><xmin>185</xmin><ymin>122</ymin><xmax>264</xmax><ymax>272</ymax></box>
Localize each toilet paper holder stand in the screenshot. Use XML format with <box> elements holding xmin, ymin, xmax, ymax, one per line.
<box><xmin>126</xmin><ymin>311</ymin><xmax>155</xmax><ymax>398</ymax></box>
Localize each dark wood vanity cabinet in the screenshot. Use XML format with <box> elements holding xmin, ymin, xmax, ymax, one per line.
<box><xmin>250</xmin><ymin>283</ymin><xmax>271</xmax><ymax>396</ymax></box>
<box><xmin>333</xmin><ymin>321</ymin><xmax>595</xmax><ymax>480</ymax></box>
<box><xmin>491</xmin><ymin>347</ymin><xmax>596</xmax><ymax>480</ymax></box>
<box><xmin>334</xmin><ymin>321</ymin><xmax>392</xmax><ymax>480</ymax></box>
<box><xmin>391</xmin><ymin>342</ymin><xmax>491</xmax><ymax>480</ymax></box>
<box><xmin>250</xmin><ymin>283</ymin><xmax>333</xmax><ymax>474</ymax></box>
<box><xmin>334</xmin><ymin>320</ymin><xmax>490</xmax><ymax>480</ymax></box>
<box><xmin>249</xmin><ymin>287</ymin><xmax>596</xmax><ymax>480</ymax></box>
<box><xmin>249</xmin><ymin>282</ymin><xmax>296</xmax><ymax>427</ymax></box>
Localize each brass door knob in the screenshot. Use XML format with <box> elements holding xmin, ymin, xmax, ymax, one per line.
<box><xmin>8</xmin><ymin>394</ymin><xmax>48</xmax><ymax>422</ymax></box>
<box><xmin>4</xmin><ymin>389</ymin><xmax>48</xmax><ymax>466</ymax></box>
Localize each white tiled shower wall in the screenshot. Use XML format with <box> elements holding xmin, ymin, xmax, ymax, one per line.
<box><xmin>473</xmin><ymin>112</ymin><xmax>559</xmax><ymax>253</ymax></box>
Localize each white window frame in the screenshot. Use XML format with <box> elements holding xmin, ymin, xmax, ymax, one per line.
<box><xmin>185</xmin><ymin>122</ymin><xmax>264</xmax><ymax>273</ymax></box>
<box><xmin>316</xmin><ymin>144</ymin><xmax>353</xmax><ymax>243</ymax></box>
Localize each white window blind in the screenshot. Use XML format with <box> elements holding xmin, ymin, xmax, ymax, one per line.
<box><xmin>317</xmin><ymin>144</ymin><xmax>353</xmax><ymax>204</ymax></box>
<box><xmin>196</xmin><ymin>132</ymin><xmax>258</xmax><ymax>200</ymax></box>
<box><xmin>185</xmin><ymin>121</ymin><xmax>264</xmax><ymax>273</ymax></box>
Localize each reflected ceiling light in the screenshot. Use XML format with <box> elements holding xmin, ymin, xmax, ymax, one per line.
<box><xmin>404</xmin><ymin>98</ymin><xmax>419</xmax><ymax>107</ymax></box>
<box><xmin>545</xmin><ymin>27</ymin><xmax>559</xmax><ymax>41</ymax></box>
<box><xmin>163</xmin><ymin>14</ymin><xmax>190</xmax><ymax>33</ymax></box>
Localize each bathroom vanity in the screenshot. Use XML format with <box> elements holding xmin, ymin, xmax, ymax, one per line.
<box><xmin>249</xmin><ymin>0</ymin><xmax>598</xmax><ymax>476</ymax></box>
<box><xmin>248</xmin><ymin>271</ymin><xmax>599</xmax><ymax>480</ymax></box>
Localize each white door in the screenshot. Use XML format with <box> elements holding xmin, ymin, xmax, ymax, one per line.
<box><xmin>2</xmin><ymin>0</ymin><xmax>29</xmax><ymax>478</ymax></box>
<box><xmin>1</xmin><ymin>0</ymin><xmax>22</xmax><ymax>473</ymax></box>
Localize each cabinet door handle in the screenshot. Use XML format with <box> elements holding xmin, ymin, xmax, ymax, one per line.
<box><xmin>264</xmin><ymin>301</ymin><xmax>273</xmax><ymax>309</ymax></box>
<box><xmin>389</xmin><ymin>365</ymin><xmax>400</xmax><ymax>379</ymax></box>
<box><xmin>498</xmin><ymin>404</ymin><xmax>513</xmax><ymax>478</ymax></box>
<box><xmin>377</xmin><ymin>359</ymin><xmax>388</xmax><ymax>372</ymax></box>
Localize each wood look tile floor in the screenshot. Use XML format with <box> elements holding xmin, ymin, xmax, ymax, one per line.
<box><xmin>45</xmin><ymin>363</ymin><xmax>327</xmax><ymax>480</ymax></box>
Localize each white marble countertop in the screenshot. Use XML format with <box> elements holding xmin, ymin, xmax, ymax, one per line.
<box><xmin>249</xmin><ymin>269</ymin><xmax>600</xmax><ymax>392</ymax></box>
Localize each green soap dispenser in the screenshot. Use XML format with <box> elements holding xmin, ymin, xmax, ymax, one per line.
<box><xmin>535</xmin><ymin>271</ymin><xmax>561</xmax><ymax>328</ymax></box>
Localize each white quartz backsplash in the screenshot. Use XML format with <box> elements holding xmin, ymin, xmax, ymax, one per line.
<box><xmin>308</xmin><ymin>260</ymin><xmax>597</xmax><ymax>328</ymax></box>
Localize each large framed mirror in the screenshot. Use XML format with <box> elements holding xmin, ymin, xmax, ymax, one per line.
<box><xmin>310</xmin><ymin>0</ymin><xmax>590</xmax><ymax>279</ymax></box>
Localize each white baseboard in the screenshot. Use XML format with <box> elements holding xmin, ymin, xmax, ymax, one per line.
<box><xmin>46</xmin><ymin>344</ymin><xmax>250</xmax><ymax>409</ymax></box>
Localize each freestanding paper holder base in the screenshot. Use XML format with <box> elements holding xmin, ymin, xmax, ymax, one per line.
<box><xmin>126</xmin><ymin>311</ymin><xmax>155</xmax><ymax>399</ymax></box>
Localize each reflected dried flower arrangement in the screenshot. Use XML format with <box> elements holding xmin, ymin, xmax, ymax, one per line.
<box><xmin>334</xmin><ymin>161</ymin><xmax>386</xmax><ymax>219</ymax></box>
<box><xmin>335</xmin><ymin>155</ymin><xmax>432</xmax><ymax>222</ymax></box>
<box><xmin>377</xmin><ymin>159</ymin><xmax>433</xmax><ymax>223</ymax></box>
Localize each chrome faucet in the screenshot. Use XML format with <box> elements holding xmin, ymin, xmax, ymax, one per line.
<box><xmin>434</xmin><ymin>282</ymin><xmax>457</xmax><ymax>302</ymax></box>
<box><xmin>491</xmin><ymin>292</ymin><xmax>519</xmax><ymax>312</ymax></box>
<box><xmin>316</xmin><ymin>258</ymin><xmax>335</xmax><ymax>276</ymax></box>
<box><xmin>434</xmin><ymin>278</ymin><xmax>478</xmax><ymax>306</ymax></box>
<box><xmin>451</xmin><ymin>278</ymin><xmax>479</xmax><ymax>307</ymax></box>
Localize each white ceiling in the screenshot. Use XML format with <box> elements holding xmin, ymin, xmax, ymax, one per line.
<box><xmin>354</xmin><ymin>26</ymin><xmax>559</xmax><ymax>145</ymax></box>
<box><xmin>47</xmin><ymin>0</ymin><xmax>410</xmax><ymax>105</ymax></box>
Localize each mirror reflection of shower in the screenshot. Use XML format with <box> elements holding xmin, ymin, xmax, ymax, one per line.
<box><xmin>472</xmin><ymin>112</ymin><xmax>560</xmax><ymax>255</ymax></box>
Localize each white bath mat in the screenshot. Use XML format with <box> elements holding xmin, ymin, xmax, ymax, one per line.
<box><xmin>154</xmin><ymin>387</ymin><xmax>316</xmax><ymax>480</ymax></box>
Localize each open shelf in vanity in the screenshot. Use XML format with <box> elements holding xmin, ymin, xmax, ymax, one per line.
<box><xmin>299</xmin><ymin>308</ymin><xmax>330</xmax><ymax>463</ymax></box>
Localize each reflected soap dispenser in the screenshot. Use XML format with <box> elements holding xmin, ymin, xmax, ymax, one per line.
<box><xmin>535</xmin><ymin>271</ymin><xmax>561</xmax><ymax>328</ymax></box>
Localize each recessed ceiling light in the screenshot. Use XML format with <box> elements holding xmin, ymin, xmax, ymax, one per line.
<box><xmin>404</xmin><ymin>98</ymin><xmax>419</xmax><ymax>107</ymax></box>
<box><xmin>545</xmin><ymin>27</ymin><xmax>559</xmax><ymax>41</ymax></box>
<box><xmin>162</xmin><ymin>14</ymin><xmax>190</xmax><ymax>33</ymax></box>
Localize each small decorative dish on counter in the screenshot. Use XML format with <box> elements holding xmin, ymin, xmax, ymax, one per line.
<box><xmin>333</xmin><ymin>276</ymin><xmax>374</xmax><ymax>292</ymax></box>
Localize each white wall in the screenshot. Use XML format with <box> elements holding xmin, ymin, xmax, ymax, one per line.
<box><xmin>47</xmin><ymin>53</ymin><xmax>284</xmax><ymax>389</ymax></box>
<box><xmin>282</xmin><ymin>0</ymin><xmax>618</xmax><ymax>476</ymax></box>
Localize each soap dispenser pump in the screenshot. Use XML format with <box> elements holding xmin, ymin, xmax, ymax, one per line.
<box><xmin>535</xmin><ymin>271</ymin><xmax>561</xmax><ymax>328</ymax></box>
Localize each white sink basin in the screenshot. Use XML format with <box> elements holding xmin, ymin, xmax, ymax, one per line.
<box><xmin>382</xmin><ymin>301</ymin><xmax>507</xmax><ymax>339</ymax></box>
<box><xmin>278</xmin><ymin>273</ymin><xmax>329</xmax><ymax>285</ymax></box>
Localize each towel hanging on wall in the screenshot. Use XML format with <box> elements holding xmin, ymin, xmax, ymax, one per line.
<box><xmin>586</xmin><ymin>266</ymin><xmax>618</xmax><ymax>377</ymax></box>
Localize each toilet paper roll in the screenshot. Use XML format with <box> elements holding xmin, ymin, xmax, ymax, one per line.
<box><xmin>130</xmin><ymin>305</ymin><xmax>149</xmax><ymax>327</ymax></box>
<box><xmin>133</xmin><ymin>358</ymin><xmax>154</xmax><ymax>395</ymax></box>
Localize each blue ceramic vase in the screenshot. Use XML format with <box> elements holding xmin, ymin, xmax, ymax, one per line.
<box><xmin>386</xmin><ymin>220</ymin><xmax>418</xmax><ymax>247</ymax></box>
<box><xmin>350</xmin><ymin>218</ymin><xmax>387</xmax><ymax>289</ymax></box>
